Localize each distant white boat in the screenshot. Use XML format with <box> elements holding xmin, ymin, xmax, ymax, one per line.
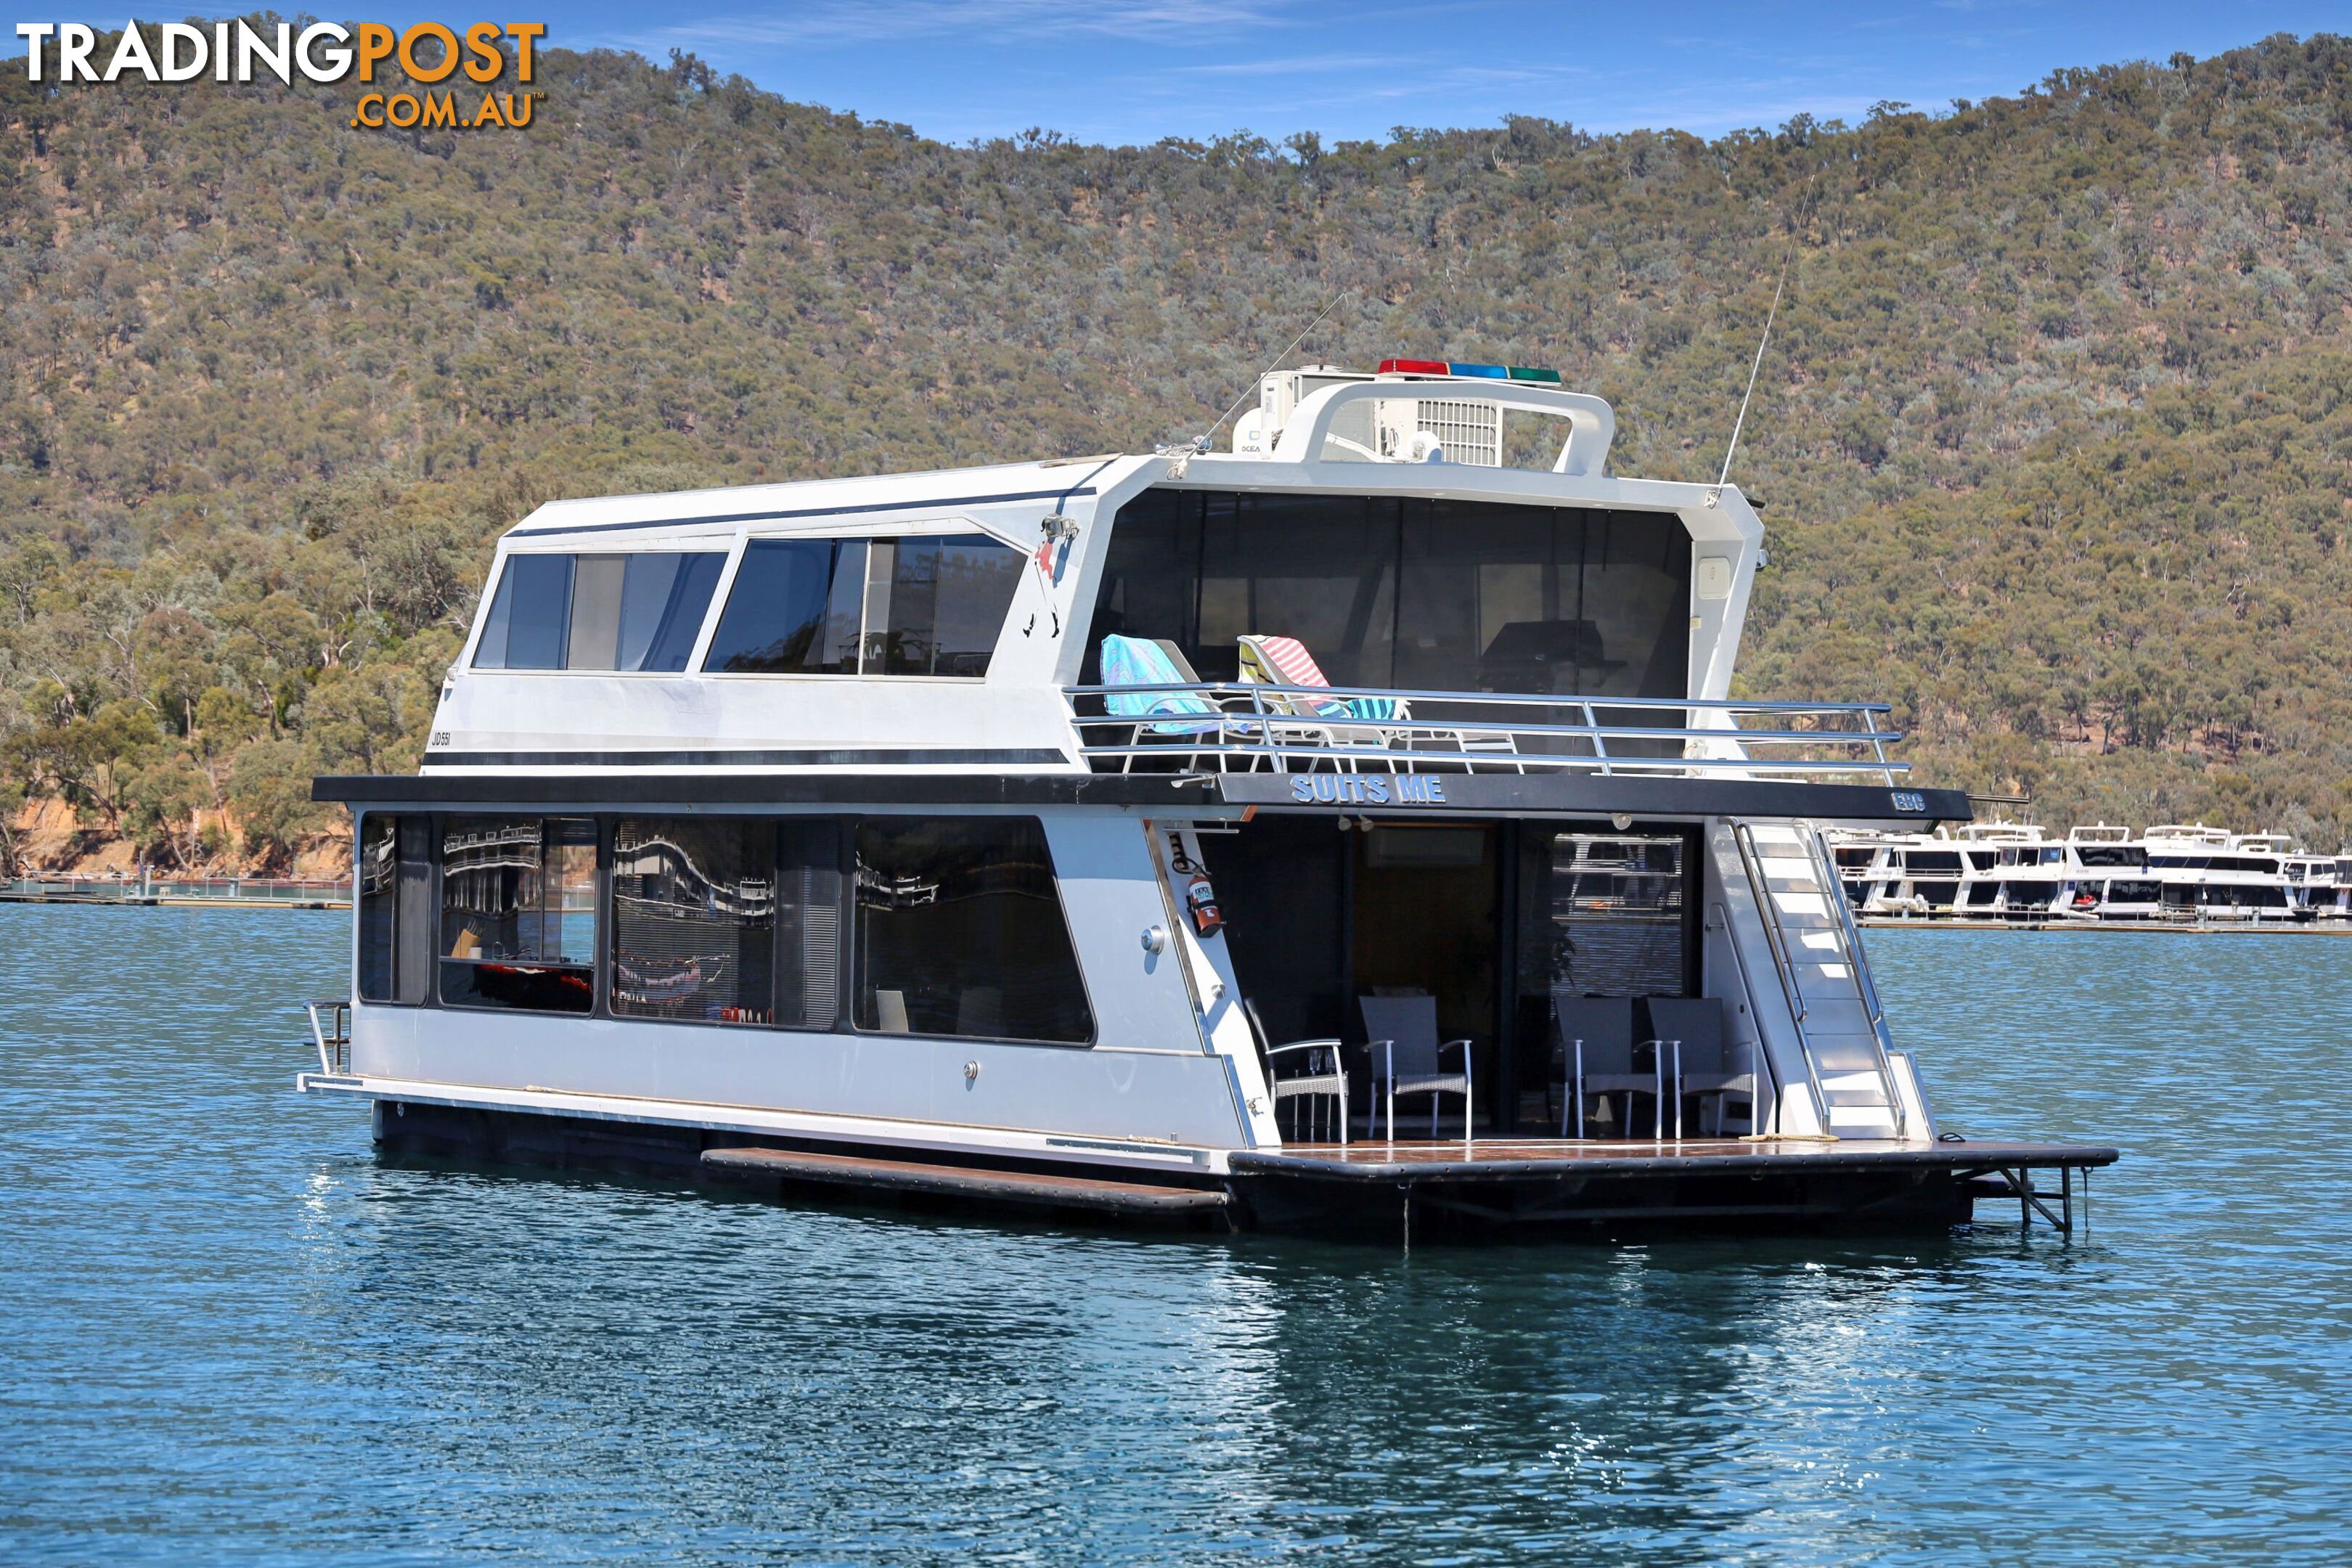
<box><xmin>1829</xmin><ymin>819</ymin><xmax>2340</xmax><ymax>923</ymax></box>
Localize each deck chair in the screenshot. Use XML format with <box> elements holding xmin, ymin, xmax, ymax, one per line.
<box><xmin>1099</xmin><ymin>634</ymin><xmax>1225</xmax><ymax>769</ymax></box>
<box><xmin>1247</xmin><ymin>998</ymin><xmax>1348</xmax><ymax>1143</ymax></box>
<box><xmin>1553</xmin><ymin>992</ymin><xmax>1659</xmax><ymax>1138</ymax></box>
<box><xmin>1238</xmin><ymin>634</ymin><xmax>1402</xmax><ymax>762</ymax></box>
<box><xmin>1644</xmin><ymin>997</ymin><xmax>1753</xmax><ymax>1138</ymax></box>
<box><xmin>1359</xmin><ymin>994</ymin><xmax>1473</xmax><ymax>1141</ymax></box>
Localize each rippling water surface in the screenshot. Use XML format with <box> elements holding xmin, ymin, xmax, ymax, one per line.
<box><xmin>3</xmin><ymin>907</ymin><xmax>2346</xmax><ymax>1564</ymax></box>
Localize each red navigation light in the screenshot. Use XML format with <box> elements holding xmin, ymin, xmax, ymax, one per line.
<box><xmin>1376</xmin><ymin>358</ymin><xmax>1449</xmax><ymax>375</ymax></box>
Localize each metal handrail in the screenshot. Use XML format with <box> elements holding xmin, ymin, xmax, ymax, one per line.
<box><xmin>1805</xmin><ymin>828</ymin><xmax>1909</xmax><ymax>1138</ymax></box>
<box><xmin>306</xmin><ymin>1000</ymin><xmax>351</xmax><ymax>1076</ymax></box>
<box><xmin>1733</xmin><ymin>824</ymin><xmax>1833</xmax><ymax>1133</ymax></box>
<box><xmin>1709</xmin><ymin>899</ymin><xmax>1785</xmax><ymax>1135</ymax></box>
<box><xmin>1063</xmin><ymin>680</ymin><xmax>1907</xmax><ymax>783</ymax></box>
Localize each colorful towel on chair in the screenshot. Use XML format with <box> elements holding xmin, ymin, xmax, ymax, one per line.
<box><xmin>1099</xmin><ymin>634</ymin><xmax>1222</xmax><ymax>735</ymax></box>
<box><xmin>1238</xmin><ymin>634</ymin><xmax>1401</xmax><ymax>722</ymax></box>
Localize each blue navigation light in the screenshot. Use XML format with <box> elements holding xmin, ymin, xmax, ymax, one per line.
<box><xmin>1448</xmin><ymin>362</ymin><xmax>1508</xmax><ymax>378</ymax></box>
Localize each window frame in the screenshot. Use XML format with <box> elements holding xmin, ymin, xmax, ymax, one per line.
<box><xmin>846</xmin><ymin>812</ymin><xmax>1099</xmax><ymax>1048</ymax></box>
<box><xmin>404</xmin><ymin>809</ymin><xmax>1092</xmax><ymax>1049</ymax></box>
<box><xmin>697</xmin><ymin>520</ymin><xmax>1029</xmax><ymax>684</ymax></box>
<box><xmin>433</xmin><ymin>814</ymin><xmax>603</xmax><ymax>1017</ymax></box>
<box><xmin>466</xmin><ymin>547</ymin><xmax>730</xmax><ymax>677</ymax></box>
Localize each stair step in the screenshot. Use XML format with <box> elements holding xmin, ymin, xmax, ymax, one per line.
<box><xmin>701</xmin><ymin>1145</ymin><xmax>1230</xmax><ymax>1216</ymax></box>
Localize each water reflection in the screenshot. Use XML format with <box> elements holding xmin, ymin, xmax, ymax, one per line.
<box><xmin>4</xmin><ymin>907</ymin><xmax>2348</xmax><ymax>1565</ymax></box>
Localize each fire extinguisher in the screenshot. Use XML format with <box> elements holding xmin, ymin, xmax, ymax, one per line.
<box><xmin>1171</xmin><ymin>841</ymin><xmax>1225</xmax><ymax>938</ymax></box>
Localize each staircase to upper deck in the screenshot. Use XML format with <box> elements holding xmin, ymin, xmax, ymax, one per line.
<box><xmin>1725</xmin><ymin>822</ymin><xmax>1909</xmax><ymax>1139</ymax></box>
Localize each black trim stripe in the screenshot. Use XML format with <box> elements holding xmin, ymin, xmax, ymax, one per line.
<box><xmin>428</xmin><ymin>748</ymin><xmax>1070</xmax><ymax>769</ymax></box>
<box><xmin>510</xmin><ymin>485</ymin><xmax>1103</xmax><ymax>539</ymax></box>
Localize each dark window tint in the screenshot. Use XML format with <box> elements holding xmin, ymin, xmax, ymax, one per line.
<box><xmin>776</xmin><ymin>820</ymin><xmax>844</xmax><ymax>1029</ymax></box>
<box><xmin>475</xmin><ymin>552</ymin><xmax>722</xmax><ymax>671</ymax></box>
<box><xmin>873</xmin><ymin>536</ymin><xmax>1027</xmax><ymax>676</ymax></box>
<box><xmin>439</xmin><ymin>817</ymin><xmax>596</xmax><ymax>1013</ymax></box>
<box><xmin>1087</xmin><ymin>489</ymin><xmax>1689</xmax><ymax>699</ymax></box>
<box><xmin>477</xmin><ymin>555</ymin><xmax>573</xmax><ymax>670</ymax></box>
<box><xmin>854</xmin><ymin>817</ymin><xmax>1091</xmax><ymax>1043</ymax></box>
<box><xmin>705</xmin><ymin>539</ymin><xmax>860</xmax><ymax>673</ymax></box>
<box><xmin>357</xmin><ymin>814</ymin><xmax>398</xmax><ymax>1002</ymax></box>
<box><xmin>612</xmin><ymin>819</ymin><xmax>775</xmax><ymax>1024</ymax></box>
<box><xmin>706</xmin><ymin>535</ymin><xmax>1021</xmax><ymax>677</ymax></box>
<box><xmin>621</xmin><ymin>553</ymin><xmax>726</xmax><ymax>671</ymax></box>
<box><xmin>1519</xmin><ymin>831</ymin><xmax>1690</xmax><ymax>1002</ymax></box>
<box><xmin>359</xmin><ymin>815</ymin><xmax>430</xmax><ymax>1004</ymax></box>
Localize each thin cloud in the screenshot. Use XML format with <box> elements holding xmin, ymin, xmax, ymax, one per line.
<box><xmin>598</xmin><ymin>0</ymin><xmax>1283</xmax><ymax>53</ymax></box>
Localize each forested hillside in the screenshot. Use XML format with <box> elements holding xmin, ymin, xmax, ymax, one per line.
<box><xmin>1</xmin><ymin>28</ymin><xmax>2349</xmax><ymax>870</ymax></box>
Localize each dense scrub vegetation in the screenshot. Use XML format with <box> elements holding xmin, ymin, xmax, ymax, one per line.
<box><xmin>1</xmin><ymin>28</ymin><xmax>2348</xmax><ymax>870</ymax></box>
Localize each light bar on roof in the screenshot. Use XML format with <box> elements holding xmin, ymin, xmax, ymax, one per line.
<box><xmin>1377</xmin><ymin>358</ymin><xmax>1563</xmax><ymax>383</ymax></box>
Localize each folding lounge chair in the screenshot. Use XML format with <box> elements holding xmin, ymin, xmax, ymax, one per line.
<box><xmin>1098</xmin><ymin>634</ymin><xmax>1225</xmax><ymax>770</ymax></box>
<box><xmin>1236</xmin><ymin>634</ymin><xmax>1402</xmax><ymax>763</ymax></box>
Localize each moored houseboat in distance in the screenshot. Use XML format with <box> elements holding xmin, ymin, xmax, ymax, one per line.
<box><xmin>297</xmin><ymin>359</ymin><xmax>2112</xmax><ymax>1238</ymax></box>
<box><xmin>1830</xmin><ymin>818</ymin><xmax>2342</xmax><ymax>926</ymax></box>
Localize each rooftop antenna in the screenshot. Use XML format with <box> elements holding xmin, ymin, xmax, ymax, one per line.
<box><xmin>1186</xmin><ymin>286</ymin><xmax>1357</xmax><ymax>454</ymax></box>
<box><xmin>1709</xmin><ymin>237</ymin><xmax>1794</xmax><ymax>505</ymax></box>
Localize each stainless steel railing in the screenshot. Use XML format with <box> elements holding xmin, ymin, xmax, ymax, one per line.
<box><xmin>1063</xmin><ymin>681</ymin><xmax>1906</xmax><ymax>783</ymax></box>
<box><xmin>306</xmin><ymin>1000</ymin><xmax>352</xmax><ymax>1076</ymax></box>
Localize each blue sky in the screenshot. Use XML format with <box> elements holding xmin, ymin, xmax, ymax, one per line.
<box><xmin>17</xmin><ymin>2</ymin><xmax>2348</xmax><ymax>144</ymax></box>
<box><xmin>558</xmin><ymin>0</ymin><xmax>2345</xmax><ymax>143</ymax></box>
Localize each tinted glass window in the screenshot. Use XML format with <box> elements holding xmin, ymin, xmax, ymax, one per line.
<box><xmin>705</xmin><ymin>535</ymin><xmax>1021</xmax><ymax>677</ymax></box>
<box><xmin>477</xmin><ymin>554</ymin><xmax>573</xmax><ymax>669</ymax></box>
<box><xmin>875</xmin><ymin>536</ymin><xmax>1029</xmax><ymax>676</ymax></box>
<box><xmin>1520</xmin><ymin>831</ymin><xmax>1689</xmax><ymax>1000</ymax></box>
<box><xmin>439</xmin><ymin>817</ymin><xmax>596</xmax><ymax>1013</ymax></box>
<box><xmin>625</xmin><ymin>552</ymin><xmax>726</xmax><ymax>671</ymax></box>
<box><xmin>475</xmin><ymin>552</ymin><xmax>722</xmax><ymax>671</ymax></box>
<box><xmin>1088</xmin><ymin>489</ymin><xmax>1689</xmax><ymax>698</ymax></box>
<box><xmin>777</xmin><ymin>820</ymin><xmax>844</xmax><ymax>1029</ymax></box>
<box><xmin>854</xmin><ymin>817</ymin><xmax>1092</xmax><ymax>1043</ymax></box>
<box><xmin>705</xmin><ymin>539</ymin><xmax>859</xmax><ymax>673</ymax></box>
<box><xmin>612</xmin><ymin>819</ymin><xmax>775</xmax><ymax>1024</ymax></box>
<box><xmin>357</xmin><ymin>814</ymin><xmax>398</xmax><ymax>1003</ymax></box>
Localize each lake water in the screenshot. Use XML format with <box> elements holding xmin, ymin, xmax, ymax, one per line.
<box><xmin>2</xmin><ymin>906</ymin><xmax>2345</xmax><ymax>1565</ymax></box>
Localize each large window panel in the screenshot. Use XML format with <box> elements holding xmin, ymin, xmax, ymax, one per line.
<box><xmin>776</xmin><ymin>820</ymin><xmax>844</xmax><ymax>1029</ymax></box>
<box><xmin>612</xmin><ymin>819</ymin><xmax>775</xmax><ymax>1024</ymax></box>
<box><xmin>358</xmin><ymin>814</ymin><xmax>430</xmax><ymax>1004</ymax></box>
<box><xmin>1195</xmin><ymin>494</ymin><xmax>1396</xmax><ymax>685</ymax></box>
<box><xmin>705</xmin><ymin>534</ymin><xmax>1021</xmax><ymax>678</ymax></box>
<box><xmin>357</xmin><ymin>814</ymin><xmax>399</xmax><ymax>1003</ymax></box>
<box><xmin>1087</xmin><ymin>491</ymin><xmax>1689</xmax><ymax>701</ymax></box>
<box><xmin>439</xmin><ymin>817</ymin><xmax>597</xmax><ymax>1013</ymax></box>
<box><xmin>1519</xmin><ymin>830</ymin><xmax>1690</xmax><ymax>1002</ymax></box>
<box><xmin>475</xmin><ymin>552</ymin><xmax>723</xmax><ymax>671</ymax></box>
<box><xmin>1397</xmin><ymin>502</ymin><xmax>1582</xmax><ymax>693</ymax></box>
<box><xmin>704</xmin><ymin>539</ymin><xmax>862</xmax><ymax>674</ymax></box>
<box><xmin>875</xmin><ymin>536</ymin><xmax>1028</xmax><ymax>676</ymax></box>
<box><xmin>1581</xmin><ymin>513</ymin><xmax>1690</xmax><ymax>700</ymax></box>
<box><xmin>475</xmin><ymin>554</ymin><xmax>573</xmax><ymax>670</ymax></box>
<box><xmin>854</xmin><ymin>817</ymin><xmax>1092</xmax><ymax>1043</ymax></box>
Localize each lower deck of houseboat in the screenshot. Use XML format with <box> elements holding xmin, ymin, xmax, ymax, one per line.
<box><xmin>357</xmin><ymin>1095</ymin><xmax>2114</xmax><ymax>1241</ymax></box>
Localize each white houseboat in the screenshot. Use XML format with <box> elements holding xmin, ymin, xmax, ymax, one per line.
<box><xmin>298</xmin><ymin>362</ymin><xmax>2111</xmax><ymax>1237</ymax></box>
